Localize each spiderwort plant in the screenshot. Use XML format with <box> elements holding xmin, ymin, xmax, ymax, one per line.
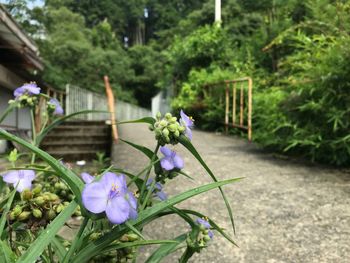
<box><xmin>0</xmin><ymin>84</ymin><xmax>239</xmax><ymax>263</ymax></box>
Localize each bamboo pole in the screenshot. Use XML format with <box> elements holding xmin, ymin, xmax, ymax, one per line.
<box><xmin>225</xmin><ymin>83</ymin><xmax>229</xmax><ymax>134</ymax></box>
<box><xmin>104</xmin><ymin>75</ymin><xmax>119</xmax><ymax>143</ymax></box>
<box><xmin>232</xmin><ymin>82</ymin><xmax>236</xmax><ymax>124</ymax></box>
<box><xmin>240</xmin><ymin>83</ymin><xmax>244</xmax><ymax>126</ymax></box>
<box><xmin>248</xmin><ymin>77</ymin><xmax>253</xmax><ymax>142</ymax></box>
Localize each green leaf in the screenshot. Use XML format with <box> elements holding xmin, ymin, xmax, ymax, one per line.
<box><xmin>125</xmin><ymin>221</ymin><xmax>146</xmax><ymax>240</ymax></box>
<box><xmin>117</xmin><ymin>117</ymin><xmax>156</xmax><ymax>125</ymax></box>
<box><xmin>72</xmin><ymin>178</ymin><xmax>241</xmax><ymax>262</ymax></box>
<box><xmin>17</xmin><ymin>201</ymin><xmax>78</xmax><ymax>263</ymax></box>
<box><xmin>0</xmin><ymin>188</ymin><xmax>16</xmax><ymax>238</ymax></box>
<box><xmin>179</xmin><ymin>135</ymin><xmax>237</xmax><ymax>233</ymax></box>
<box><xmin>102</xmin><ymin>239</ymin><xmax>178</xmax><ymax>255</ymax></box>
<box><xmin>145</xmin><ymin>234</ymin><xmax>187</xmax><ymax>263</ymax></box>
<box><xmin>0</xmin><ymin>129</ymin><xmax>84</xmax><ymax>206</ymax></box>
<box><xmin>0</xmin><ymin>240</ymin><xmax>16</xmax><ymax>263</ymax></box>
<box><xmin>36</xmin><ymin>110</ymin><xmax>108</xmax><ymax>146</ymax></box>
<box><xmin>51</xmin><ymin>236</ymin><xmax>67</xmax><ymax>262</ymax></box>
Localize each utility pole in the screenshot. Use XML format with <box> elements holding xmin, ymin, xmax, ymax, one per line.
<box><xmin>215</xmin><ymin>0</ymin><xmax>221</xmax><ymax>25</ymax></box>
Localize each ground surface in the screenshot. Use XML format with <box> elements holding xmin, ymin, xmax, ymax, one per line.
<box><xmin>112</xmin><ymin>123</ymin><xmax>350</xmax><ymax>263</ymax></box>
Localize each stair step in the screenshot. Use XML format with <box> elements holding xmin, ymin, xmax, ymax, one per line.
<box><xmin>41</xmin><ymin>140</ymin><xmax>109</xmax><ymax>146</ymax></box>
<box><xmin>61</xmin><ymin>121</ymin><xmax>108</xmax><ymax>126</ymax></box>
<box><xmin>47</xmin><ymin>150</ymin><xmax>103</xmax><ymax>161</ymax></box>
<box><xmin>42</xmin><ymin>144</ymin><xmax>109</xmax><ymax>152</ymax></box>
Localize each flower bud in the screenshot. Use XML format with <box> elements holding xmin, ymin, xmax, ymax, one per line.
<box><xmin>203</xmin><ymin>235</ymin><xmax>211</xmax><ymax>242</ymax></box>
<box><xmin>156</xmin><ymin>112</ymin><xmax>162</xmax><ymax>120</ymax></box>
<box><xmin>167</xmin><ymin>124</ymin><xmax>177</xmax><ymax>132</ymax></box>
<box><xmin>47</xmin><ymin>209</ymin><xmax>56</xmax><ymax>220</ymax></box>
<box><xmin>179</xmin><ymin>126</ymin><xmax>186</xmax><ymax>132</ymax></box>
<box><xmin>13</xmin><ymin>205</ymin><xmax>22</xmax><ymax>216</ymax></box>
<box><xmin>125</xmin><ymin>233</ymin><xmax>138</xmax><ymax>241</ymax></box>
<box><xmin>48</xmin><ymin>193</ymin><xmax>59</xmax><ymax>201</ymax></box>
<box><xmin>9</xmin><ymin>211</ymin><xmax>16</xmax><ymax>220</ymax></box>
<box><xmin>165</xmin><ymin>113</ymin><xmax>172</xmax><ymax>120</ymax></box>
<box><xmin>148</xmin><ymin>124</ymin><xmax>154</xmax><ymax>131</ymax></box>
<box><xmin>32</xmin><ymin>209</ymin><xmax>42</xmax><ymax>218</ymax></box>
<box><xmin>162</xmin><ymin>128</ymin><xmax>169</xmax><ymax>137</ymax></box>
<box><xmin>18</xmin><ymin>211</ymin><xmax>31</xmax><ymax>221</ymax></box>
<box><xmin>89</xmin><ymin>233</ymin><xmax>101</xmax><ymax>241</ymax></box>
<box><xmin>32</xmin><ymin>184</ymin><xmax>42</xmax><ymax>195</ymax></box>
<box><xmin>170</xmin><ymin>117</ymin><xmax>177</xmax><ymax>123</ymax></box>
<box><xmin>159</xmin><ymin>120</ymin><xmax>167</xmax><ymax>127</ymax></box>
<box><xmin>21</xmin><ymin>189</ymin><xmax>33</xmax><ymax>201</ymax></box>
<box><xmin>55</xmin><ymin>204</ymin><xmax>64</xmax><ymax>213</ymax></box>
<box><xmin>34</xmin><ymin>196</ymin><xmax>45</xmax><ymax>206</ymax></box>
<box><xmin>174</xmin><ymin>130</ymin><xmax>180</xmax><ymax>138</ymax></box>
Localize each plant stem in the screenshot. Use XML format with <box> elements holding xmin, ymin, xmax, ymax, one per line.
<box><xmin>30</xmin><ymin>109</ymin><xmax>37</xmax><ymax>164</ymax></box>
<box><xmin>140</xmin><ymin>179</ymin><xmax>156</xmax><ymax>211</ymax></box>
<box><xmin>139</xmin><ymin>143</ymin><xmax>160</xmax><ymax>207</ymax></box>
<box><xmin>62</xmin><ymin>217</ymin><xmax>89</xmax><ymax>263</ymax></box>
<box><xmin>179</xmin><ymin>248</ymin><xmax>195</xmax><ymax>263</ymax></box>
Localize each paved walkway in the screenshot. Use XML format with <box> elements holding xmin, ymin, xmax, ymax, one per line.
<box><xmin>112</xmin><ymin>124</ymin><xmax>350</xmax><ymax>263</ymax></box>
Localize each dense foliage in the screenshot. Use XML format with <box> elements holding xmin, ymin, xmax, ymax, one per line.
<box><xmin>4</xmin><ymin>0</ymin><xmax>350</xmax><ymax>164</ymax></box>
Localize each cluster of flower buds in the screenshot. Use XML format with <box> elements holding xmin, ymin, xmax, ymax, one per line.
<box><xmin>186</xmin><ymin>218</ymin><xmax>214</xmax><ymax>250</ymax></box>
<box><xmin>150</xmin><ymin>112</ymin><xmax>186</xmax><ymax>145</ymax></box>
<box><xmin>9</xmin><ymin>82</ymin><xmax>41</xmax><ymax>108</ymax></box>
<box><xmin>89</xmin><ymin>232</ymin><xmax>139</xmax><ymax>263</ymax></box>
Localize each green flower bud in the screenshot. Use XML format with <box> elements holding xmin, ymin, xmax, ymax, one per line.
<box><xmin>13</xmin><ymin>205</ymin><xmax>22</xmax><ymax>216</ymax></box>
<box><xmin>55</xmin><ymin>204</ymin><xmax>64</xmax><ymax>213</ymax></box>
<box><xmin>179</xmin><ymin>126</ymin><xmax>186</xmax><ymax>132</ymax></box>
<box><xmin>9</xmin><ymin>211</ymin><xmax>16</xmax><ymax>220</ymax></box>
<box><xmin>162</xmin><ymin>128</ymin><xmax>169</xmax><ymax>137</ymax></box>
<box><xmin>170</xmin><ymin>117</ymin><xmax>177</xmax><ymax>123</ymax></box>
<box><xmin>34</xmin><ymin>196</ymin><xmax>45</xmax><ymax>206</ymax></box>
<box><xmin>156</xmin><ymin>112</ymin><xmax>162</xmax><ymax>120</ymax></box>
<box><xmin>54</xmin><ymin>182</ymin><xmax>61</xmax><ymax>190</ymax></box>
<box><xmin>89</xmin><ymin>233</ymin><xmax>101</xmax><ymax>241</ymax></box>
<box><xmin>32</xmin><ymin>209</ymin><xmax>42</xmax><ymax>218</ymax></box>
<box><xmin>47</xmin><ymin>209</ymin><xmax>56</xmax><ymax>220</ymax></box>
<box><xmin>8</xmin><ymin>149</ymin><xmax>18</xmax><ymax>162</ymax></box>
<box><xmin>60</xmin><ymin>190</ymin><xmax>67</xmax><ymax>197</ymax></box>
<box><xmin>165</xmin><ymin>113</ymin><xmax>172</xmax><ymax>120</ymax></box>
<box><xmin>21</xmin><ymin>189</ymin><xmax>33</xmax><ymax>201</ymax></box>
<box><xmin>174</xmin><ymin>130</ymin><xmax>180</xmax><ymax>137</ymax></box>
<box><xmin>18</xmin><ymin>211</ymin><xmax>31</xmax><ymax>221</ymax></box>
<box><xmin>159</xmin><ymin>120</ymin><xmax>167</xmax><ymax>127</ymax></box>
<box><xmin>203</xmin><ymin>235</ymin><xmax>211</xmax><ymax>242</ymax></box>
<box><xmin>48</xmin><ymin>193</ymin><xmax>59</xmax><ymax>201</ymax></box>
<box><xmin>125</xmin><ymin>233</ymin><xmax>138</xmax><ymax>241</ymax></box>
<box><xmin>167</xmin><ymin>124</ymin><xmax>177</xmax><ymax>132</ymax></box>
<box><xmin>199</xmin><ymin>224</ymin><xmax>206</xmax><ymax>231</ymax></box>
<box><xmin>32</xmin><ymin>184</ymin><xmax>42</xmax><ymax>195</ymax></box>
<box><xmin>148</xmin><ymin>124</ymin><xmax>154</xmax><ymax>131</ymax></box>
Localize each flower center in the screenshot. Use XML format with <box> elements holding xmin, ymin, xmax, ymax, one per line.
<box><xmin>108</xmin><ymin>183</ymin><xmax>120</xmax><ymax>199</ymax></box>
<box><xmin>18</xmin><ymin>171</ymin><xmax>25</xmax><ymax>179</ymax></box>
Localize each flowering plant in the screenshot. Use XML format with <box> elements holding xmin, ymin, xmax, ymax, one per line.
<box><xmin>0</xmin><ymin>83</ymin><xmax>240</xmax><ymax>262</ymax></box>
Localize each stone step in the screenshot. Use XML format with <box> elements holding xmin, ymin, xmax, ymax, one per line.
<box><xmin>60</xmin><ymin>120</ymin><xmax>108</xmax><ymax>126</ymax></box>
<box><xmin>41</xmin><ymin>142</ymin><xmax>110</xmax><ymax>152</ymax></box>
<box><xmin>47</xmin><ymin>150</ymin><xmax>103</xmax><ymax>161</ymax></box>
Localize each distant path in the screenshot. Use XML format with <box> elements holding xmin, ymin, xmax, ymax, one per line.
<box><xmin>112</xmin><ymin>124</ymin><xmax>350</xmax><ymax>263</ymax></box>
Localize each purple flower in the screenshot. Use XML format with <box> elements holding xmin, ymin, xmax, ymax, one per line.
<box><xmin>180</xmin><ymin>110</ymin><xmax>194</xmax><ymax>140</ymax></box>
<box><xmin>82</xmin><ymin>172</ymin><xmax>137</xmax><ymax>224</ymax></box>
<box><xmin>146</xmin><ymin>179</ymin><xmax>167</xmax><ymax>201</ymax></box>
<box><xmin>48</xmin><ymin>98</ymin><xmax>64</xmax><ymax>115</ymax></box>
<box><xmin>81</xmin><ymin>172</ymin><xmax>94</xmax><ymax>184</ymax></box>
<box><xmin>14</xmin><ymin>83</ymin><xmax>40</xmax><ymax>98</ymax></box>
<box><xmin>160</xmin><ymin>146</ymin><xmax>184</xmax><ymax>171</ymax></box>
<box><xmin>2</xmin><ymin>170</ymin><xmax>36</xmax><ymax>192</ymax></box>
<box><xmin>196</xmin><ymin>217</ymin><xmax>213</xmax><ymax>239</ymax></box>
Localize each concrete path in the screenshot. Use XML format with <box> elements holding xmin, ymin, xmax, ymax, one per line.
<box><xmin>112</xmin><ymin>124</ymin><xmax>350</xmax><ymax>263</ymax></box>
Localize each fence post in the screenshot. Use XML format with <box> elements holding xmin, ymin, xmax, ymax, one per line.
<box><xmin>104</xmin><ymin>76</ymin><xmax>119</xmax><ymax>143</ymax></box>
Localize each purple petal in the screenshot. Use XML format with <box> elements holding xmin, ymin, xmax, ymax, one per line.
<box><xmin>173</xmin><ymin>154</ymin><xmax>184</xmax><ymax>169</ymax></box>
<box><xmin>208</xmin><ymin>230</ymin><xmax>214</xmax><ymax>239</ymax></box>
<box><xmin>14</xmin><ymin>87</ymin><xmax>25</xmax><ymax>98</ymax></box>
<box><xmin>156</xmin><ymin>191</ymin><xmax>167</xmax><ymax>201</ymax></box>
<box><xmin>16</xmin><ymin>178</ymin><xmax>32</xmax><ymax>192</ymax></box>
<box><xmin>146</xmin><ymin>178</ymin><xmax>153</xmax><ymax>187</ymax></box>
<box><xmin>106</xmin><ymin>196</ymin><xmax>130</xmax><ymax>224</ymax></box>
<box><xmin>82</xmin><ymin>182</ymin><xmax>108</xmax><ymax>213</ymax></box>
<box><xmin>160</xmin><ymin>146</ymin><xmax>172</xmax><ymax>157</ymax></box>
<box><xmin>100</xmin><ymin>172</ymin><xmax>126</xmax><ymax>193</ymax></box>
<box><xmin>127</xmin><ymin>192</ymin><xmax>138</xmax><ymax>220</ymax></box>
<box><xmin>24</xmin><ymin>83</ymin><xmax>40</xmax><ymax>95</ymax></box>
<box><xmin>155</xmin><ymin>182</ymin><xmax>163</xmax><ymax>191</ymax></box>
<box><xmin>185</xmin><ymin>127</ymin><xmax>193</xmax><ymax>141</ymax></box>
<box><xmin>160</xmin><ymin>157</ymin><xmax>174</xmax><ymax>171</ymax></box>
<box><xmin>81</xmin><ymin>172</ymin><xmax>94</xmax><ymax>184</ymax></box>
<box><xmin>3</xmin><ymin>171</ymin><xmax>20</xmax><ymax>184</ymax></box>
<box><xmin>49</xmin><ymin>98</ymin><xmax>64</xmax><ymax>115</ymax></box>
<box><xmin>22</xmin><ymin>170</ymin><xmax>35</xmax><ymax>181</ymax></box>
<box><xmin>180</xmin><ymin>110</ymin><xmax>193</xmax><ymax>128</ymax></box>
<box><xmin>196</xmin><ymin>218</ymin><xmax>211</xmax><ymax>229</ymax></box>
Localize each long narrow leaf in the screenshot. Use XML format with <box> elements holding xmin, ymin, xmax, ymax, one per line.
<box><xmin>51</xmin><ymin>237</ymin><xmax>67</xmax><ymax>262</ymax></box>
<box><xmin>145</xmin><ymin>234</ymin><xmax>187</xmax><ymax>263</ymax></box>
<box><xmin>72</xmin><ymin>178</ymin><xmax>241</xmax><ymax>262</ymax></box>
<box><xmin>0</xmin><ymin>188</ymin><xmax>16</xmax><ymax>238</ymax></box>
<box><xmin>179</xmin><ymin>135</ymin><xmax>236</xmax><ymax>233</ymax></box>
<box><xmin>0</xmin><ymin>240</ymin><xmax>16</xmax><ymax>263</ymax></box>
<box><xmin>117</xmin><ymin>117</ymin><xmax>156</xmax><ymax>125</ymax></box>
<box><xmin>17</xmin><ymin>201</ymin><xmax>77</xmax><ymax>263</ymax></box>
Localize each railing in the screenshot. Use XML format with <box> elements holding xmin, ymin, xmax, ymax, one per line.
<box><xmin>65</xmin><ymin>84</ymin><xmax>151</xmax><ymax>121</ymax></box>
<box><xmin>204</xmin><ymin>77</ymin><xmax>253</xmax><ymax>141</ymax></box>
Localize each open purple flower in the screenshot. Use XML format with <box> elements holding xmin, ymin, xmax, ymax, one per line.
<box><xmin>160</xmin><ymin>146</ymin><xmax>184</xmax><ymax>171</ymax></box>
<box><xmin>180</xmin><ymin>110</ymin><xmax>194</xmax><ymax>140</ymax></box>
<box><xmin>82</xmin><ymin>172</ymin><xmax>137</xmax><ymax>224</ymax></box>
<box><xmin>81</xmin><ymin>172</ymin><xmax>94</xmax><ymax>184</ymax></box>
<box><xmin>48</xmin><ymin>98</ymin><xmax>64</xmax><ymax>115</ymax></box>
<box><xmin>14</xmin><ymin>83</ymin><xmax>40</xmax><ymax>98</ymax></box>
<box><xmin>146</xmin><ymin>179</ymin><xmax>167</xmax><ymax>201</ymax></box>
<box><xmin>196</xmin><ymin>217</ymin><xmax>213</xmax><ymax>239</ymax></box>
<box><xmin>2</xmin><ymin>170</ymin><xmax>36</xmax><ymax>192</ymax></box>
